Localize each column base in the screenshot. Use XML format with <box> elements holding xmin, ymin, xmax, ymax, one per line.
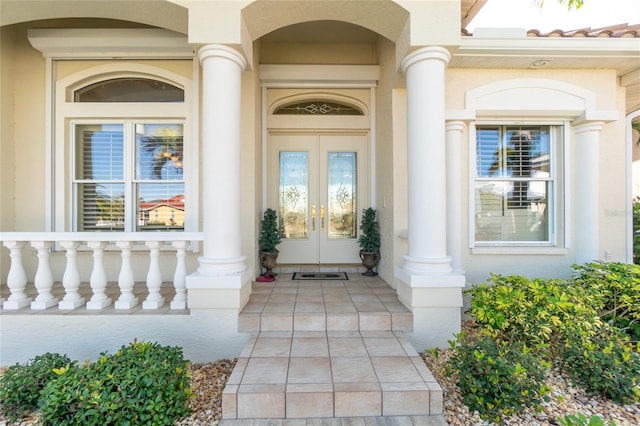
<box><xmin>403</xmin><ymin>255</ymin><xmax>453</xmax><ymax>275</ymax></box>
<box><xmin>186</xmin><ymin>268</ymin><xmax>253</xmax><ymax>310</ymax></box>
<box><xmin>197</xmin><ymin>255</ymin><xmax>248</xmax><ymax>276</ymax></box>
<box><xmin>395</xmin><ymin>266</ymin><xmax>465</xmax><ymax>349</ymax></box>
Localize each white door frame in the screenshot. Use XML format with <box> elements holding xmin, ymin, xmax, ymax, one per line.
<box><xmin>260</xmin><ymin>65</ymin><xmax>379</xmax><ymax>212</ymax></box>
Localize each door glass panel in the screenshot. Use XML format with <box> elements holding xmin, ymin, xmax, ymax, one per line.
<box><xmin>328</xmin><ymin>152</ymin><xmax>357</xmax><ymax>239</ymax></box>
<box><xmin>279</xmin><ymin>152</ymin><xmax>309</xmax><ymax>239</ymax></box>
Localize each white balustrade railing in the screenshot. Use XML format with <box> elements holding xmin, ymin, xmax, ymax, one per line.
<box><xmin>0</xmin><ymin>232</ymin><xmax>203</xmax><ymax>312</ymax></box>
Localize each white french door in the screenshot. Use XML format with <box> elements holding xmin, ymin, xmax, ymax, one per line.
<box><xmin>269</xmin><ymin>132</ymin><xmax>369</xmax><ymax>264</ymax></box>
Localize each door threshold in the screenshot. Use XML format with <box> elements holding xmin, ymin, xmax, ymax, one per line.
<box><xmin>274</xmin><ymin>264</ymin><xmax>363</xmax><ymax>274</ymax></box>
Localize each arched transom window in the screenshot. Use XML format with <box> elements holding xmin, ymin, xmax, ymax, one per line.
<box><xmin>274</xmin><ymin>100</ymin><xmax>363</xmax><ymax>116</ymax></box>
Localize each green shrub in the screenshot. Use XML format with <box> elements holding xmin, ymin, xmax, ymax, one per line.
<box><xmin>449</xmin><ymin>334</ymin><xmax>551</xmax><ymax>423</ymax></box>
<box><xmin>557</xmin><ymin>413</ymin><xmax>617</xmax><ymax>426</ymax></box>
<box><xmin>633</xmin><ymin>197</ymin><xmax>640</xmax><ymax>264</ymax></box>
<box><xmin>571</xmin><ymin>261</ymin><xmax>640</xmax><ymax>342</ymax></box>
<box><xmin>39</xmin><ymin>340</ymin><xmax>191</xmax><ymax>426</ymax></box>
<box><xmin>561</xmin><ymin>329</ymin><xmax>640</xmax><ymax>404</ymax></box>
<box><xmin>0</xmin><ymin>352</ymin><xmax>71</xmax><ymax>421</ymax></box>
<box><xmin>467</xmin><ymin>274</ymin><xmax>601</xmax><ymax>353</ymax></box>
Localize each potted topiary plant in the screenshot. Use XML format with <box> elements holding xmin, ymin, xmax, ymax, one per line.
<box><xmin>258</xmin><ymin>208</ymin><xmax>282</xmax><ymax>279</ymax></box>
<box><xmin>358</xmin><ymin>207</ymin><xmax>381</xmax><ymax>276</ymax></box>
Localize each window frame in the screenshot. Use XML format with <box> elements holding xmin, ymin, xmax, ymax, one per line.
<box><xmin>53</xmin><ymin>63</ymin><xmax>198</xmax><ymax>236</ymax></box>
<box><xmin>71</xmin><ymin>120</ymin><xmax>186</xmax><ymax>232</ymax></box>
<box><xmin>469</xmin><ymin>121</ymin><xmax>566</xmax><ymax>249</ymax></box>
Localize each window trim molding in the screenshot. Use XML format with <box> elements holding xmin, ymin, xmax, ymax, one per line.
<box><xmin>52</xmin><ymin>62</ymin><xmax>197</xmax><ymax>236</ymax></box>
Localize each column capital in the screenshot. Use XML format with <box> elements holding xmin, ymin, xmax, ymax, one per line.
<box><xmin>445</xmin><ymin>121</ymin><xmax>466</xmax><ymax>132</ymax></box>
<box><xmin>574</xmin><ymin>121</ymin><xmax>605</xmax><ymax>135</ymax></box>
<box><xmin>401</xmin><ymin>46</ymin><xmax>451</xmax><ymax>74</ymax></box>
<box><xmin>198</xmin><ymin>44</ymin><xmax>247</xmax><ymax>70</ymax></box>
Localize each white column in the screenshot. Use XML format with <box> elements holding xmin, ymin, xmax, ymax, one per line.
<box><xmin>574</xmin><ymin>122</ymin><xmax>604</xmax><ymax>263</ymax></box>
<box><xmin>196</xmin><ymin>44</ymin><xmax>247</xmax><ymax>276</ymax></box>
<box><xmin>446</xmin><ymin>121</ymin><xmax>466</xmax><ymax>273</ymax></box>
<box><xmin>401</xmin><ymin>46</ymin><xmax>452</xmax><ymax>275</ymax></box>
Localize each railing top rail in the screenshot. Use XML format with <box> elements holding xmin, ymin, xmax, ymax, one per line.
<box><xmin>0</xmin><ymin>231</ymin><xmax>204</xmax><ymax>243</ymax></box>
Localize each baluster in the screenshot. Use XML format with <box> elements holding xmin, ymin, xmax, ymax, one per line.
<box><xmin>30</xmin><ymin>241</ymin><xmax>58</xmax><ymax>309</ymax></box>
<box><xmin>86</xmin><ymin>241</ymin><xmax>112</xmax><ymax>309</ymax></box>
<box><xmin>59</xmin><ymin>241</ymin><xmax>85</xmax><ymax>310</ymax></box>
<box><xmin>143</xmin><ymin>241</ymin><xmax>164</xmax><ymax>309</ymax></box>
<box><xmin>170</xmin><ymin>240</ymin><xmax>188</xmax><ymax>309</ymax></box>
<box><xmin>115</xmin><ymin>241</ymin><xmax>138</xmax><ymax>309</ymax></box>
<box><xmin>2</xmin><ymin>241</ymin><xmax>31</xmax><ymax>309</ymax></box>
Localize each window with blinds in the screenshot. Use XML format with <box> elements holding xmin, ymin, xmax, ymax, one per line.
<box><xmin>474</xmin><ymin>125</ymin><xmax>557</xmax><ymax>244</ymax></box>
<box><xmin>73</xmin><ymin>122</ymin><xmax>184</xmax><ymax>232</ymax></box>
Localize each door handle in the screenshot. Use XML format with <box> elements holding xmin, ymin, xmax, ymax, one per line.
<box><xmin>312</xmin><ymin>205</ymin><xmax>316</xmax><ymax>231</ymax></box>
<box><xmin>321</xmin><ymin>205</ymin><xmax>325</xmax><ymax>231</ymax></box>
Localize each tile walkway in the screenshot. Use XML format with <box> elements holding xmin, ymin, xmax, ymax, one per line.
<box><xmin>224</xmin><ymin>274</ymin><xmax>446</xmax><ymax>423</ymax></box>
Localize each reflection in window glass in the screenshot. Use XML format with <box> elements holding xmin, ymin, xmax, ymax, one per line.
<box><xmin>73</xmin><ymin>122</ymin><xmax>185</xmax><ymax>232</ymax></box>
<box><xmin>475</xmin><ymin>125</ymin><xmax>556</xmax><ymax>243</ymax></box>
<box><xmin>137</xmin><ymin>183</ymin><xmax>185</xmax><ymax>231</ymax></box>
<box><xmin>74</xmin><ymin>124</ymin><xmax>125</xmax><ymax>231</ymax></box>
<box><xmin>135</xmin><ymin>124</ymin><xmax>184</xmax><ymax>180</ymax></box>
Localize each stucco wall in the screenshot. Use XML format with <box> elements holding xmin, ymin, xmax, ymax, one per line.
<box><xmin>10</xmin><ymin>24</ymin><xmax>46</xmax><ymax>232</ymax></box>
<box><xmin>446</xmin><ymin>68</ymin><xmax>628</xmax><ymax>285</ymax></box>
<box><xmin>0</xmin><ymin>26</ymin><xmax>17</xmax><ymax>277</ymax></box>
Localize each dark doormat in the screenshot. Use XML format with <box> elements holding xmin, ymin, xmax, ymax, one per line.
<box><xmin>292</xmin><ymin>272</ymin><xmax>349</xmax><ymax>280</ymax></box>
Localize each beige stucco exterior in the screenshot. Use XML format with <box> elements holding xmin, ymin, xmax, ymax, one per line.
<box><xmin>1</xmin><ymin>0</ymin><xmax>639</xmax><ymax>364</ymax></box>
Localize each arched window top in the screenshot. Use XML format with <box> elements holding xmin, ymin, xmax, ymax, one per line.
<box><xmin>74</xmin><ymin>77</ymin><xmax>184</xmax><ymax>102</ymax></box>
<box><xmin>274</xmin><ymin>100</ymin><xmax>363</xmax><ymax>115</ymax></box>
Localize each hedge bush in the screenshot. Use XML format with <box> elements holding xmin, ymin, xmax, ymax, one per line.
<box><xmin>450</xmin><ymin>265</ymin><xmax>640</xmax><ymax>423</ymax></box>
<box><xmin>467</xmin><ymin>274</ymin><xmax>601</xmax><ymax>355</ymax></box>
<box><xmin>571</xmin><ymin>261</ymin><xmax>640</xmax><ymax>342</ymax></box>
<box><xmin>449</xmin><ymin>333</ymin><xmax>551</xmax><ymax>423</ymax></box>
<box><xmin>0</xmin><ymin>352</ymin><xmax>71</xmax><ymax>420</ymax></box>
<box><xmin>561</xmin><ymin>328</ymin><xmax>640</xmax><ymax>404</ymax></box>
<box><xmin>38</xmin><ymin>340</ymin><xmax>190</xmax><ymax>426</ymax></box>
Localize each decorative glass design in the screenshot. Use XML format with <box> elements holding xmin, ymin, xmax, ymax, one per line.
<box><xmin>275</xmin><ymin>101</ymin><xmax>362</xmax><ymax>115</ymax></box>
<box><xmin>328</xmin><ymin>152</ymin><xmax>357</xmax><ymax>239</ymax></box>
<box><xmin>74</xmin><ymin>78</ymin><xmax>184</xmax><ymax>102</ymax></box>
<box><xmin>279</xmin><ymin>152</ymin><xmax>309</xmax><ymax>239</ymax></box>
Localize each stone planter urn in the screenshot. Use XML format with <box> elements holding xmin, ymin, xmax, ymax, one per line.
<box><xmin>359</xmin><ymin>250</ymin><xmax>380</xmax><ymax>276</ymax></box>
<box><xmin>260</xmin><ymin>251</ymin><xmax>279</xmax><ymax>275</ymax></box>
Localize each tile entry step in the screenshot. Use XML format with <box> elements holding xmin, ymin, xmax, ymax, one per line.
<box><xmin>239</xmin><ymin>275</ymin><xmax>413</xmax><ymax>333</ymax></box>
<box><xmin>222</xmin><ymin>330</ymin><xmax>443</xmax><ymax>420</ymax></box>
